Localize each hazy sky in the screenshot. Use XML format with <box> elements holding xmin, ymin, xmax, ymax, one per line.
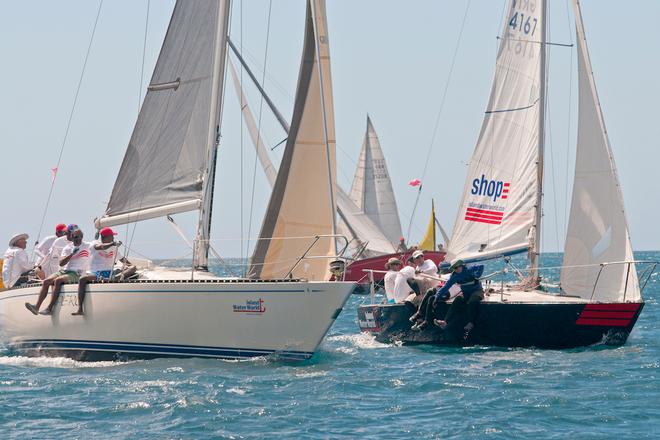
<box><xmin>1</xmin><ymin>0</ymin><xmax>658</xmax><ymax>260</ymax></box>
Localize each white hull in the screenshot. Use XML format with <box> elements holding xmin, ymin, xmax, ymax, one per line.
<box><xmin>0</xmin><ymin>279</ymin><xmax>355</xmax><ymax>361</ymax></box>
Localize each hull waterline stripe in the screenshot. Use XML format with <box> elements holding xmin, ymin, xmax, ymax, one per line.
<box><xmin>11</xmin><ymin>340</ymin><xmax>313</xmax><ymax>360</ymax></box>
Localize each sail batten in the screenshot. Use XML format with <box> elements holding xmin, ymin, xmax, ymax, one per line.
<box><xmin>446</xmin><ymin>0</ymin><xmax>544</xmax><ymax>263</ymax></box>
<box><xmin>559</xmin><ymin>0</ymin><xmax>639</xmax><ymax>302</ymax></box>
<box><xmin>102</xmin><ymin>1</ymin><xmax>222</xmax><ymax>226</ymax></box>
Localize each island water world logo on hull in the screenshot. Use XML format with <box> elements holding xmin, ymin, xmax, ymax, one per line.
<box><xmin>465</xmin><ymin>174</ymin><xmax>510</xmax><ymax>225</ymax></box>
<box><xmin>233</xmin><ymin>298</ymin><xmax>266</xmax><ymax>314</ymax></box>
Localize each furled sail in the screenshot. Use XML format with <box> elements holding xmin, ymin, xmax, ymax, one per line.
<box><xmin>98</xmin><ymin>1</ymin><xmax>221</xmax><ymax>228</ymax></box>
<box><xmin>560</xmin><ymin>0</ymin><xmax>639</xmax><ymax>302</ymax></box>
<box><xmin>446</xmin><ymin>0</ymin><xmax>544</xmax><ymax>263</ymax></box>
<box><xmin>349</xmin><ymin>116</ymin><xmax>403</xmax><ymax>245</ymax></box>
<box><xmin>249</xmin><ymin>0</ymin><xmax>338</xmax><ymax>281</ymax></box>
<box><xmin>228</xmin><ymin>55</ymin><xmax>395</xmax><ymax>257</ymax></box>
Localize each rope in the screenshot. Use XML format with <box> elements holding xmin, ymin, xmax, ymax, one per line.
<box><xmin>239</xmin><ymin>0</ymin><xmax>244</xmax><ymax>270</ymax></box>
<box><xmin>405</xmin><ymin>0</ymin><xmax>471</xmax><ymax>243</ymax></box>
<box><xmin>33</xmin><ymin>0</ymin><xmax>104</xmax><ymax>252</ymax></box>
<box><xmin>245</xmin><ymin>0</ymin><xmax>274</xmax><ymax>271</ymax></box>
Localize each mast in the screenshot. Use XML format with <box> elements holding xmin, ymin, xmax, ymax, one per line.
<box><xmin>195</xmin><ymin>0</ymin><xmax>231</xmax><ymax>270</ymax></box>
<box><xmin>530</xmin><ymin>0</ymin><xmax>547</xmax><ymax>281</ymax></box>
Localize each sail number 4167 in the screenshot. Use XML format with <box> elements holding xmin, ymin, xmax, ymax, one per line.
<box><xmin>509</xmin><ymin>12</ymin><xmax>538</xmax><ymax>36</ymax></box>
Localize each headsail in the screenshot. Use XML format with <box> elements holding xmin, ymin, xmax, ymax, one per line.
<box><xmin>229</xmin><ymin>55</ymin><xmax>395</xmax><ymax>257</ymax></box>
<box><xmin>98</xmin><ymin>1</ymin><xmax>224</xmax><ymax>228</ymax></box>
<box><xmin>349</xmin><ymin>116</ymin><xmax>403</xmax><ymax>245</ymax></box>
<box><xmin>418</xmin><ymin>201</ymin><xmax>437</xmax><ymax>252</ymax></box>
<box><xmin>249</xmin><ymin>0</ymin><xmax>337</xmax><ymax>280</ymax></box>
<box><xmin>446</xmin><ymin>0</ymin><xmax>545</xmax><ymax>263</ymax></box>
<box><xmin>560</xmin><ymin>0</ymin><xmax>639</xmax><ymax>302</ymax></box>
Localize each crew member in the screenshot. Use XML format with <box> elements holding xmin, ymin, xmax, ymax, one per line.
<box><xmin>2</xmin><ymin>233</ymin><xmax>34</xmax><ymax>288</ymax></box>
<box><xmin>25</xmin><ymin>227</ymin><xmax>91</xmax><ymax>315</ymax></box>
<box><xmin>433</xmin><ymin>260</ymin><xmax>484</xmax><ymax>334</ymax></box>
<box><xmin>73</xmin><ymin>227</ymin><xmax>123</xmax><ymax>316</ymax></box>
<box><xmin>383</xmin><ymin>257</ymin><xmax>402</xmax><ymax>303</ymax></box>
<box><xmin>35</xmin><ymin>223</ymin><xmax>67</xmax><ymax>277</ymax></box>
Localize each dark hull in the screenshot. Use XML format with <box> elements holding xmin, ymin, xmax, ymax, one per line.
<box><xmin>357</xmin><ymin>301</ymin><xmax>644</xmax><ymax>349</ymax></box>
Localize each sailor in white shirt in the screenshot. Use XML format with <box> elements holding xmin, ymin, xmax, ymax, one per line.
<box><xmin>393</xmin><ymin>257</ymin><xmax>420</xmax><ymax>304</ymax></box>
<box><xmin>2</xmin><ymin>233</ymin><xmax>33</xmax><ymax>288</ymax></box>
<box><xmin>25</xmin><ymin>227</ymin><xmax>91</xmax><ymax>315</ymax></box>
<box><xmin>383</xmin><ymin>257</ymin><xmax>402</xmax><ymax>303</ymax></box>
<box><xmin>73</xmin><ymin>227</ymin><xmax>123</xmax><ymax>316</ymax></box>
<box><xmin>413</xmin><ymin>250</ymin><xmax>438</xmax><ymax>276</ymax></box>
<box><xmin>35</xmin><ymin>223</ymin><xmax>68</xmax><ymax>277</ymax></box>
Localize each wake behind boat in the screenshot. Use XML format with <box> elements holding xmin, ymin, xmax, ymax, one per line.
<box><xmin>358</xmin><ymin>0</ymin><xmax>653</xmax><ymax>349</ymax></box>
<box><xmin>1</xmin><ymin>0</ymin><xmax>356</xmax><ymax>361</ymax></box>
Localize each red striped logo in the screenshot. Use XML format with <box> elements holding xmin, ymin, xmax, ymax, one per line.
<box><xmin>575</xmin><ymin>303</ymin><xmax>642</xmax><ymax>327</ymax></box>
<box><xmin>501</xmin><ymin>182</ymin><xmax>510</xmax><ymax>199</ymax></box>
<box><xmin>465</xmin><ymin>207</ymin><xmax>504</xmax><ymax>225</ymax></box>
<box><xmin>73</xmin><ymin>250</ymin><xmax>90</xmax><ymax>258</ymax></box>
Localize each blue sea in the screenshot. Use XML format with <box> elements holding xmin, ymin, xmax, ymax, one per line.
<box><xmin>1</xmin><ymin>253</ymin><xmax>658</xmax><ymax>439</ymax></box>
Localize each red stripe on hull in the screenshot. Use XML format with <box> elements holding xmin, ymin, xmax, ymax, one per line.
<box><xmin>579</xmin><ymin>310</ymin><xmax>636</xmax><ymax>319</ymax></box>
<box><xmin>583</xmin><ymin>303</ymin><xmax>642</xmax><ymax>312</ymax></box>
<box><xmin>575</xmin><ymin>318</ymin><xmax>631</xmax><ymax>327</ymax></box>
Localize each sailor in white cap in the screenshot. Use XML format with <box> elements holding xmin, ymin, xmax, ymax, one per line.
<box><xmin>2</xmin><ymin>233</ymin><xmax>34</xmax><ymax>288</ymax></box>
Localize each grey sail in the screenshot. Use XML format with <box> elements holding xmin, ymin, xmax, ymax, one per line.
<box><xmin>349</xmin><ymin>116</ymin><xmax>403</xmax><ymax>245</ymax></box>
<box><xmin>98</xmin><ymin>1</ymin><xmax>221</xmax><ymax>228</ymax></box>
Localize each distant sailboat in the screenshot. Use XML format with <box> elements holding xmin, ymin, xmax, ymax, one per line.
<box><xmin>358</xmin><ymin>0</ymin><xmax>652</xmax><ymax>348</ymax></box>
<box><xmin>349</xmin><ymin>116</ymin><xmax>403</xmax><ymax>245</ymax></box>
<box><xmin>0</xmin><ymin>0</ymin><xmax>355</xmax><ymax>361</ymax></box>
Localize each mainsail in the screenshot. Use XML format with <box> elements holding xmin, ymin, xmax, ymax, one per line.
<box><xmin>446</xmin><ymin>0</ymin><xmax>544</xmax><ymax>263</ymax></box>
<box><xmin>228</xmin><ymin>56</ymin><xmax>395</xmax><ymax>256</ymax></box>
<box><xmin>99</xmin><ymin>1</ymin><xmax>225</xmax><ymax>228</ymax></box>
<box><xmin>249</xmin><ymin>0</ymin><xmax>338</xmax><ymax>280</ymax></box>
<box><xmin>560</xmin><ymin>0</ymin><xmax>639</xmax><ymax>302</ymax></box>
<box><xmin>349</xmin><ymin>116</ymin><xmax>403</xmax><ymax>245</ymax></box>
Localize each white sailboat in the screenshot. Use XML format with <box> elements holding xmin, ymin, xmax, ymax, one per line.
<box><xmin>359</xmin><ymin>0</ymin><xmax>653</xmax><ymax>348</ymax></box>
<box><xmin>0</xmin><ymin>0</ymin><xmax>355</xmax><ymax>361</ymax></box>
<box><xmin>349</xmin><ymin>116</ymin><xmax>404</xmax><ymax>246</ymax></box>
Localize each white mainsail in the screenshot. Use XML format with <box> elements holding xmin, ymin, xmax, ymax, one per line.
<box><xmin>446</xmin><ymin>0</ymin><xmax>544</xmax><ymax>263</ymax></box>
<box><xmin>349</xmin><ymin>116</ymin><xmax>403</xmax><ymax>245</ymax></box>
<box><xmin>560</xmin><ymin>0</ymin><xmax>639</xmax><ymax>302</ymax></box>
<box><xmin>228</xmin><ymin>57</ymin><xmax>395</xmax><ymax>256</ymax></box>
<box><xmin>249</xmin><ymin>0</ymin><xmax>338</xmax><ymax>281</ymax></box>
<box><xmin>99</xmin><ymin>1</ymin><xmax>224</xmax><ymax>228</ymax></box>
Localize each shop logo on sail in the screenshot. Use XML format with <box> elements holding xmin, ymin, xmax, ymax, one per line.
<box><xmin>233</xmin><ymin>298</ymin><xmax>266</xmax><ymax>314</ymax></box>
<box><xmin>466</xmin><ymin>175</ymin><xmax>510</xmax><ymax>225</ymax></box>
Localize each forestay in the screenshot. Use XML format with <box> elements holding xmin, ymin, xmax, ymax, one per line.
<box><xmin>249</xmin><ymin>0</ymin><xmax>337</xmax><ymax>281</ymax></box>
<box><xmin>560</xmin><ymin>0</ymin><xmax>639</xmax><ymax>302</ymax></box>
<box><xmin>99</xmin><ymin>1</ymin><xmax>221</xmax><ymax>228</ymax></box>
<box><xmin>349</xmin><ymin>116</ymin><xmax>403</xmax><ymax>246</ymax></box>
<box><xmin>446</xmin><ymin>0</ymin><xmax>544</xmax><ymax>263</ymax></box>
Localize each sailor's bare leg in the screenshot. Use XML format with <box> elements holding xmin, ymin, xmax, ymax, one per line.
<box><xmin>41</xmin><ymin>276</ymin><xmax>68</xmax><ymax>315</ymax></box>
<box><xmin>73</xmin><ymin>275</ymin><xmax>95</xmax><ymax>315</ymax></box>
<box><xmin>25</xmin><ymin>277</ymin><xmax>55</xmax><ymax>314</ymax></box>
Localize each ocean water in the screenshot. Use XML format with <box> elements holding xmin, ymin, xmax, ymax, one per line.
<box><xmin>1</xmin><ymin>253</ymin><xmax>658</xmax><ymax>439</ymax></box>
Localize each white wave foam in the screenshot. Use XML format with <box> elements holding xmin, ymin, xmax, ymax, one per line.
<box><xmin>326</xmin><ymin>333</ymin><xmax>389</xmax><ymax>350</ymax></box>
<box><xmin>227</xmin><ymin>387</ymin><xmax>247</xmax><ymax>395</ymax></box>
<box><xmin>293</xmin><ymin>370</ymin><xmax>328</xmax><ymax>379</ymax></box>
<box><xmin>0</xmin><ymin>355</ymin><xmax>132</xmax><ymax>369</ymax></box>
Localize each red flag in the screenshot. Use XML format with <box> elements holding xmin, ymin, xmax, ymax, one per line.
<box><xmin>51</xmin><ymin>167</ymin><xmax>58</xmax><ymax>183</ymax></box>
<box><xmin>408</xmin><ymin>178</ymin><xmax>421</xmax><ymax>187</ymax></box>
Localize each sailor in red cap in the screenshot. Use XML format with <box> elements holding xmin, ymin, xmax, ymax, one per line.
<box><xmin>72</xmin><ymin>227</ymin><xmax>124</xmax><ymax>316</ymax></box>
<box><xmin>35</xmin><ymin>223</ymin><xmax>68</xmax><ymax>278</ymax></box>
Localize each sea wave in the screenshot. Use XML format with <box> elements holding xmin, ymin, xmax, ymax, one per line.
<box><xmin>0</xmin><ymin>355</ymin><xmax>133</xmax><ymax>369</ymax></box>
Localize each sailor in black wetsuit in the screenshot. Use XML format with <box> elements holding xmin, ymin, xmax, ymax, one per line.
<box><xmin>433</xmin><ymin>260</ymin><xmax>484</xmax><ymax>334</ymax></box>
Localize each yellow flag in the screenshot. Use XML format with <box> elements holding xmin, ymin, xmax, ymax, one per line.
<box><xmin>418</xmin><ymin>200</ymin><xmax>436</xmax><ymax>251</ymax></box>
